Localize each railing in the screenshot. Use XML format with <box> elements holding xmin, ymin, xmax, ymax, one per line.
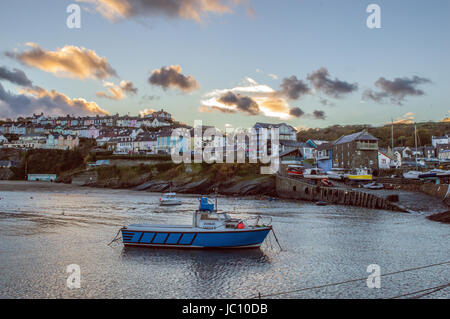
<box><xmin>357</xmin><ymin>142</ymin><xmax>378</xmax><ymax>150</ymax></box>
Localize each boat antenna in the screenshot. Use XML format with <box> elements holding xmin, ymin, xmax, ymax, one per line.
<box><xmin>215</xmin><ymin>187</ymin><xmax>218</xmax><ymax>212</ymax></box>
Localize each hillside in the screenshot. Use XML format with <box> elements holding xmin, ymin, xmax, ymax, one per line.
<box><xmin>297</xmin><ymin>121</ymin><xmax>450</xmax><ymax>148</ymax></box>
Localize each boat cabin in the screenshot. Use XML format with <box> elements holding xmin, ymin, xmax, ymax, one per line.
<box><xmin>192</xmin><ymin>210</ymin><xmax>241</xmax><ymax>229</ymax></box>
<box><xmin>161</xmin><ymin>193</ymin><xmax>177</xmax><ymax>199</ymax></box>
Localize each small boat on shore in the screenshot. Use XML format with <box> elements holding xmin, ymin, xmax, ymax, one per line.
<box><xmin>315</xmin><ymin>201</ymin><xmax>328</xmax><ymax>206</ymax></box>
<box><xmin>347</xmin><ymin>168</ymin><xmax>372</xmax><ymax>181</ymax></box>
<box><xmin>303</xmin><ymin>168</ymin><xmax>328</xmax><ymax>180</ymax></box>
<box><xmin>287</xmin><ymin>164</ymin><xmax>304</xmax><ymax>178</ymax></box>
<box><xmin>121</xmin><ymin>197</ymin><xmax>272</xmax><ymax>249</ymax></box>
<box><xmin>326</xmin><ymin>168</ymin><xmax>346</xmax><ymax>181</ymax></box>
<box><xmin>403</xmin><ymin>171</ymin><xmax>422</xmax><ymax>179</ymax></box>
<box><xmin>363</xmin><ymin>182</ymin><xmax>384</xmax><ymax>190</ymax></box>
<box><xmin>159</xmin><ymin>193</ymin><xmax>182</xmax><ymax>206</ymax></box>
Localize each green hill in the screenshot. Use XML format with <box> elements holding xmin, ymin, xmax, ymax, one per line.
<box><xmin>297</xmin><ymin>121</ymin><xmax>450</xmax><ymax>148</ymax></box>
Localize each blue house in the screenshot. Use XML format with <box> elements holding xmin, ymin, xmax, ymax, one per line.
<box><xmin>315</xmin><ymin>143</ymin><xmax>333</xmax><ymax>172</ymax></box>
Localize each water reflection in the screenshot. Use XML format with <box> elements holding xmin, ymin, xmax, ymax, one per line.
<box><xmin>0</xmin><ymin>182</ymin><xmax>449</xmax><ymax>298</ymax></box>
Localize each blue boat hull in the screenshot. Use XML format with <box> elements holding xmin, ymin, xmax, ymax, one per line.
<box><xmin>121</xmin><ymin>227</ymin><xmax>271</xmax><ymax>249</ymax></box>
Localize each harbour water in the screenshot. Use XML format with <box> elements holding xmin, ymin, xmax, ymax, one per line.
<box><xmin>0</xmin><ymin>181</ymin><xmax>448</xmax><ymax>299</ymax></box>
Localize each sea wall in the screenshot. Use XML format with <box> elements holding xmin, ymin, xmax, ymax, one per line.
<box><xmin>276</xmin><ymin>175</ymin><xmax>406</xmax><ymax>212</ymax></box>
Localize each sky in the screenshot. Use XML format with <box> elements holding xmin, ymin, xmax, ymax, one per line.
<box><xmin>0</xmin><ymin>0</ymin><xmax>449</xmax><ymax>130</ymax></box>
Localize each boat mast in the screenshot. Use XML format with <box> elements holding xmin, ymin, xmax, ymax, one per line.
<box><xmin>414</xmin><ymin>122</ymin><xmax>418</xmax><ymax>169</ymax></box>
<box><xmin>391</xmin><ymin>118</ymin><xmax>394</xmax><ymax>151</ymax></box>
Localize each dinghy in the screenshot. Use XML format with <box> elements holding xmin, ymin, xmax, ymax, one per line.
<box><xmin>159</xmin><ymin>193</ymin><xmax>182</xmax><ymax>206</ymax></box>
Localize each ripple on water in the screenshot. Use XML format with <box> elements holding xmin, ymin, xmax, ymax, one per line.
<box><xmin>0</xmin><ymin>184</ymin><xmax>449</xmax><ymax>298</ymax></box>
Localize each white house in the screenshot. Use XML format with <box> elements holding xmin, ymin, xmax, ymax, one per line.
<box><xmin>150</xmin><ymin>118</ymin><xmax>171</xmax><ymax>128</ymax></box>
<box><xmin>432</xmin><ymin>135</ymin><xmax>449</xmax><ymax>148</ymax></box>
<box><xmin>133</xmin><ymin>134</ymin><xmax>157</xmax><ymax>154</ymax></box>
<box><xmin>378</xmin><ymin>151</ymin><xmax>393</xmax><ymax>169</ymax></box>
<box><xmin>0</xmin><ymin>134</ymin><xmax>8</xmax><ymax>144</ymax></box>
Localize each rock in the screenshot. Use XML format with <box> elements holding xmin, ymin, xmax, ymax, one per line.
<box><xmin>427</xmin><ymin>211</ymin><xmax>450</xmax><ymax>224</ymax></box>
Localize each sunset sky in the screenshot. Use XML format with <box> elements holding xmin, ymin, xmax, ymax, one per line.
<box><xmin>0</xmin><ymin>0</ymin><xmax>449</xmax><ymax>130</ymax></box>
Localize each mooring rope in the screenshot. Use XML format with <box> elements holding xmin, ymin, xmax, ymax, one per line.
<box><xmin>107</xmin><ymin>227</ymin><xmax>124</xmax><ymax>246</ymax></box>
<box><xmin>250</xmin><ymin>260</ymin><xmax>450</xmax><ymax>299</ymax></box>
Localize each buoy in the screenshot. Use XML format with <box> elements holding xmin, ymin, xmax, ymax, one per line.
<box><xmin>237</xmin><ymin>222</ymin><xmax>245</xmax><ymax>229</ymax></box>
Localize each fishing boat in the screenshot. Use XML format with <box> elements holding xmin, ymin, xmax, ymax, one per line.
<box><xmin>326</xmin><ymin>168</ymin><xmax>346</xmax><ymax>181</ymax></box>
<box><xmin>159</xmin><ymin>193</ymin><xmax>182</xmax><ymax>206</ymax></box>
<box><xmin>120</xmin><ymin>197</ymin><xmax>272</xmax><ymax>249</ymax></box>
<box><xmin>347</xmin><ymin>168</ymin><xmax>373</xmax><ymax>181</ymax></box>
<box><xmin>303</xmin><ymin>168</ymin><xmax>328</xmax><ymax>180</ymax></box>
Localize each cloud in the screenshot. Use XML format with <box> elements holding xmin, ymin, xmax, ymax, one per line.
<box><xmin>363</xmin><ymin>76</ymin><xmax>431</xmax><ymax>105</ymax></box>
<box><xmin>201</xmin><ymin>77</ymin><xmax>292</xmax><ymax>119</ymax></box>
<box><xmin>217</xmin><ymin>91</ymin><xmax>260</xmax><ymax>115</ymax></box>
<box><xmin>139</xmin><ymin>108</ymin><xmax>156</xmax><ymax>117</ymax></box>
<box><xmin>96</xmin><ymin>80</ymin><xmax>138</xmax><ymax>100</ymax></box>
<box><xmin>76</xmin><ymin>0</ymin><xmax>244</xmax><ymax>22</ymax></box>
<box><xmin>312</xmin><ymin>110</ymin><xmax>326</xmax><ymax>120</ymax></box>
<box><xmin>289</xmin><ymin>107</ymin><xmax>305</xmax><ymax>118</ymax></box>
<box><xmin>148</xmin><ymin>65</ymin><xmax>199</xmax><ymax>92</ymax></box>
<box><xmin>0</xmin><ymin>66</ymin><xmax>33</xmax><ymax>87</ymax></box>
<box><xmin>0</xmin><ymin>84</ymin><xmax>109</xmax><ymax>118</ymax></box>
<box><xmin>6</xmin><ymin>43</ymin><xmax>117</xmax><ymax>80</ymax></box>
<box><xmin>392</xmin><ymin>112</ymin><xmax>415</xmax><ymax>124</ymax></box>
<box><xmin>307</xmin><ymin>67</ymin><xmax>358</xmax><ymax>98</ymax></box>
<box><xmin>200</xmin><ymin>77</ymin><xmax>326</xmax><ymax>120</ymax></box>
<box><xmin>289</xmin><ymin>107</ymin><xmax>326</xmax><ymax>120</ymax></box>
<box><xmin>279</xmin><ymin>75</ymin><xmax>310</xmax><ymax>100</ymax></box>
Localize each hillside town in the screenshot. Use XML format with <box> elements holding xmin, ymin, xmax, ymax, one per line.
<box><xmin>1</xmin><ymin>110</ymin><xmax>450</xmax><ymax>175</ymax></box>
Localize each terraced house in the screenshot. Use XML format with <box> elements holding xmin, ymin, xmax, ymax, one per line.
<box><xmin>332</xmin><ymin>130</ymin><xmax>379</xmax><ymax>171</ymax></box>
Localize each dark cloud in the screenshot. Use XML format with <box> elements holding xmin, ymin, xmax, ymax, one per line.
<box><xmin>120</xmin><ymin>80</ymin><xmax>138</xmax><ymax>94</ymax></box>
<box><xmin>363</xmin><ymin>76</ymin><xmax>431</xmax><ymax>105</ymax></box>
<box><xmin>289</xmin><ymin>107</ymin><xmax>305</xmax><ymax>118</ymax></box>
<box><xmin>0</xmin><ymin>66</ymin><xmax>33</xmax><ymax>87</ymax></box>
<box><xmin>0</xmin><ymin>83</ymin><xmax>108</xmax><ymax>118</ymax></box>
<box><xmin>288</xmin><ymin>107</ymin><xmax>325</xmax><ymax>120</ymax></box>
<box><xmin>149</xmin><ymin>65</ymin><xmax>199</xmax><ymax>92</ymax></box>
<box><xmin>312</xmin><ymin>110</ymin><xmax>326</xmax><ymax>120</ymax></box>
<box><xmin>279</xmin><ymin>76</ymin><xmax>310</xmax><ymax>100</ymax></box>
<box><xmin>77</xmin><ymin>0</ymin><xmax>245</xmax><ymax>22</ymax></box>
<box><xmin>307</xmin><ymin>67</ymin><xmax>358</xmax><ymax>98</ymax></box>
<box><xmin>217</xmin><ymin>91</ymin><xmax>260</xmax><ymax>115</ymax></box>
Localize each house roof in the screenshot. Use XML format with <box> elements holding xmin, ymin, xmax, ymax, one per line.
<box><xmin>316</xmin><ymin>142</ymin><xmax>333</xmax><ymax>151</ymax></box>
<box><xmin>254</xmin><ymin>122</ymin><xmax>296</xmax><ymax>131</ymax></box>
<box><xmin>334</xmin><ymin>130</ymin><xmax>378</xmax><ymax>145</ymax></box>
<box><xmin>279</xmin><ymin>140</ymin><xmax>306</xmax><ymax>148</ymax></box>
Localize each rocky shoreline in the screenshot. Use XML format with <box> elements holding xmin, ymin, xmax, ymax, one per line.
<box><xmin>427</xmin><ymin>211</ymin><xmax>450</xmax><ymax>224</ymax></box>
<box><xmin>105</xmin><ymin>175</ymin><xmax>277</xmax><ymax>197</ymax></box>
